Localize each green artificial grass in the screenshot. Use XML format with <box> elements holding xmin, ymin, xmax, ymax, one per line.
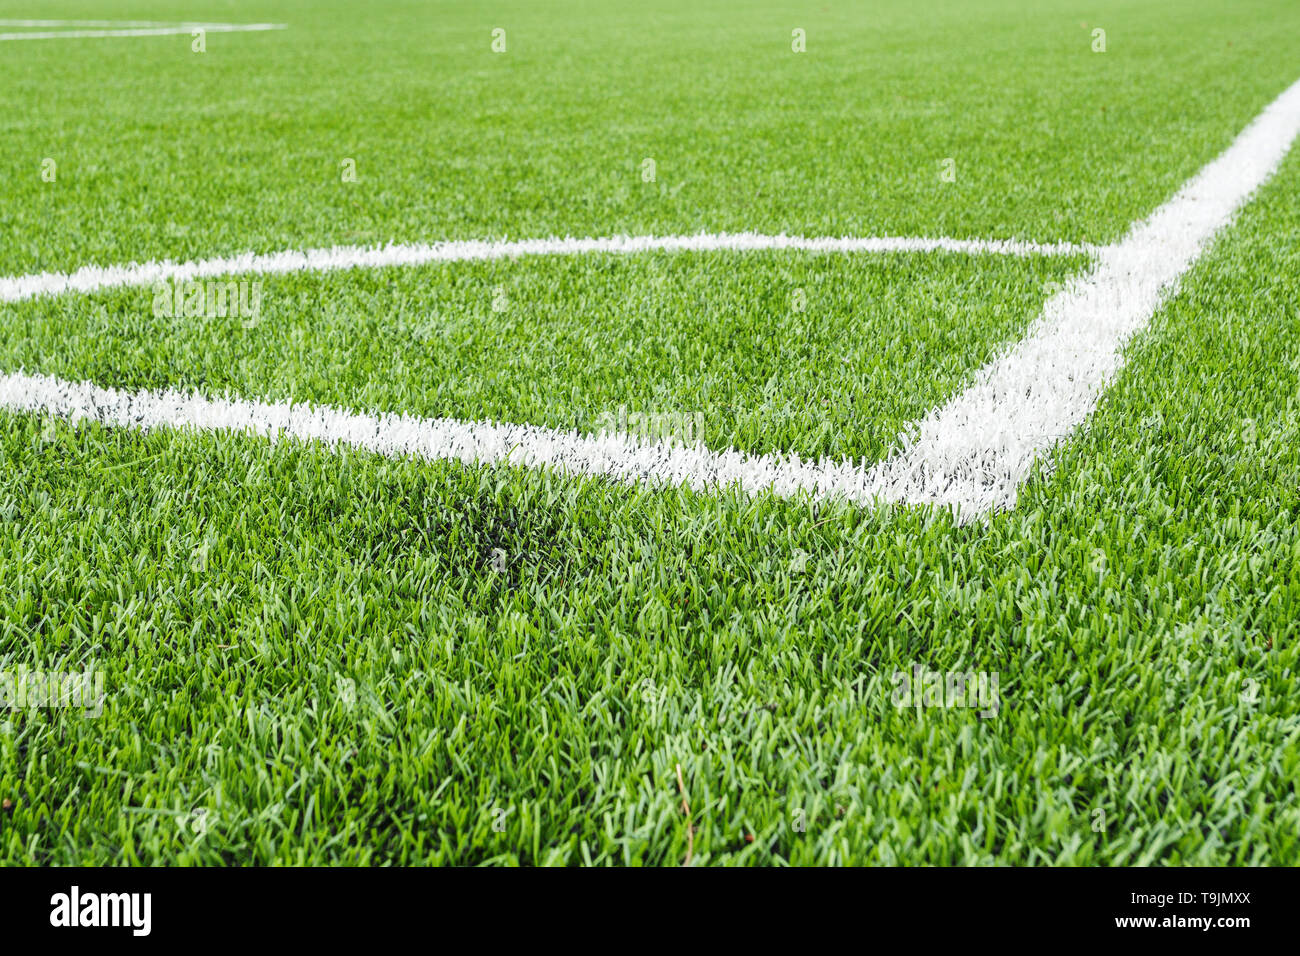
<box><xmin>4</xmin><ymin>0</ymin><xmax>1300</xmax><ymax>276</ymax></box>
<box><xmin>0</xmin><ymin>0</ymin><xmax>1298</xmax><ymax>866</ymax></box>
<box><xmin>0</xmin><ymin>250</ymin><xmax>1082</xmax><ymax>460</ymax></box>
<box><xmin>0</xmin><ymin>145</ymin><xmax>1297</xmax><ymax>866</ymax></box>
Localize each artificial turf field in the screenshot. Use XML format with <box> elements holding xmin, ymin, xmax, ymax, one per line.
<box><xmin>1</xmin><ymin>0</ymin><xmax>1298</xmax><ymax>866</ymax></box>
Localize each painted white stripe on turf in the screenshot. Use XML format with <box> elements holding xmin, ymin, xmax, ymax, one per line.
<box><xmin>0</xmin><ymin>371</ymin><xmax>896</xmax><ymax>505</ymax></box>
<box><xmin>0</xmin><ymin>23</ymin><xmax>286</xmax><ymax>41</ymax></box>
<box><xmin>864</xmin><ymin>75</ymin><xmax>1300</xmax><ymax>517</ymax></box>
<box><xmin>2</xmin><ymin>80</ymin><xmax>1296</xmax><ymax>517</ymax></box>
<box><xmin>0</xmin><ymin>233</ymin><xmax>1095</xmax><ymax>304</ymax></box>
<box><xmin>0</xmin><ymin>19</ymin><xmax>255</xmax><ymax>27</ymax></box>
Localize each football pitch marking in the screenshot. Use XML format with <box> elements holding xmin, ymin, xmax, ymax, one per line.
<box><xmin>0</xmin><ymin>20</ymin><xmax>249</xmax><ymax>27</ymax></box>
<box><xmin>0</xmin><ymin>21</ymin><xmax>286</xmax><ymax>42</ymax></box>
<box><xmin>4</xmin><ymin>77</ymin><xmax>1300</xmax><ymax>519</ymax></box>
<box><xmin>883</xmin><ymin>74</ymin><xmax>1300</xmax><ymax>514</ymax></box>
<box><xmin>0</xmin><ymin>369</ymin><xmax>936</xmax><ymax>506</ymax></box>
<box><xmin>0</xmin><ymin>233</ymin><xmax>1095</xmax><ymax>304</ymax></box>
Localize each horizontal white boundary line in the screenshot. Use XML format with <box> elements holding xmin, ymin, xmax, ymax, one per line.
<box><xmin>0</xmin><ymin>23</ymin><xmax>286</xmax><ymax>42</ymax></box>
<box><xmin>0</xmin><ymin>232</ymin><xmax>1096</xmax><ymax>304</ymax></box>
<box><xmin>0</xmin><ymin>19</ymin><xmax>270</xmax><ymax>27</ymax></box>
<box><xmin>867</xmin><ymin>74</ymin><xmax>1300</xmax><ymax>516</ymax></box>
<box><xmin>0</xmin><ymin>371</ymin><xmax>900</xmax><ymax>507</ymax></box>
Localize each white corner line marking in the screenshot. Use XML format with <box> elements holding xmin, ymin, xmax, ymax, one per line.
<box><xmin>867</xmin><ymin>75</ymin><xmax>1300</xmax><ymax>517</ymax></box>
<box><xmin>0</xmin><ymin>370</ymin><xmax>913</xmax><ymax>505</ymax></box>
<box><xmin>0</xmin><ymin>233</ymin><xmax>1095</xmax><ymax>304</ymax></box>
<box><xmin>2</xmin><ymin>77</ymin><xmax>1298</xmax><ymax>518</ymax></box>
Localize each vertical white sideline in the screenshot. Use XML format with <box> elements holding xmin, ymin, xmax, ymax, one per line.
<box><xmin>1</xmin><ymin>76</ymin><xmax>1298</xmax><ymax>518</ymax></box>
<box><xmin>865</xmin><ymin>74</ymin><xmax>1300</xmax><ymax>517</ymax></box>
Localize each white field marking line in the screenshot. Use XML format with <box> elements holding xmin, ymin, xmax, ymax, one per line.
<box><xmin>0</xmin><ymin>20</ymin><xmax>251</xmax><ymax>27</ymax></box>
<box><xmin>0</xmin><ymin>233</ymin><xmax>1096</xmax><ymax>304</ymax></box>
<box><xmin>0</xmin><ymin>370</ymin><xmax>931</xmax><ymax>504</ymax></box>
<box><xmin>2</xmin><ymin>77</ymin><xmax>1298</xmax><ymax>518</ymax></box>
<box><xmin>867</xmin><ymin>74</ymin><xmax>1300</xmax><ymax>518</ymax></box>
<box><xmin>0</xmin><ymin>23</ymin><xmax>286</xmax><ymax>42</ymax></box>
